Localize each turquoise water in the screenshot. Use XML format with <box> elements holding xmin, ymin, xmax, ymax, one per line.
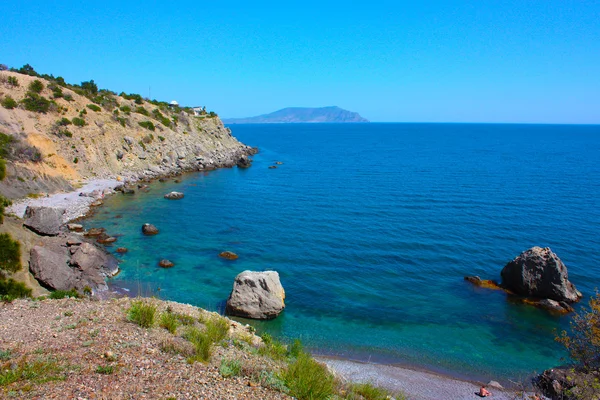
<box><xmin>83</xmin><ymin>123</ymin><xmax>600</xmax><ymax>383</ymax></box>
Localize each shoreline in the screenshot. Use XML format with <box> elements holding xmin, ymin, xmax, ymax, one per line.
<box><xmin>4</xmin><ymin>169</ymin><xmax>548</xmax><ymax>398</ymax></box>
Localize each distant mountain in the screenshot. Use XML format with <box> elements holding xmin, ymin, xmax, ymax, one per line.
<box><xmin>222</xmin><ymin>106</ymin><xmax>369</xmax><ymax>124</ymax></box>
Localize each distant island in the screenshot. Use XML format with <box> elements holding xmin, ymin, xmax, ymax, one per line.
<box><xmin>222</xmin><ymin>106</ymin><xmax>369</xmax><ymax>124</ymax></box>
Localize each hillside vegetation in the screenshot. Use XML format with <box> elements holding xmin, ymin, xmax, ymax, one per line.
<box><xmin>0</xmin><ymin>64</ymin><xmax>252</xmax><ymax>199</ymax></box>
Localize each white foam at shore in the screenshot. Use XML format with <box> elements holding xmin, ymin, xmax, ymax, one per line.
<box><xmin>7</xmin><ymin>179</ymin><xmax>120</xmax><ymax>223</ymax></box>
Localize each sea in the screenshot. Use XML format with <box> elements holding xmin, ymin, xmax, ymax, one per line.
<box><xmin>83</xmin><ymin>123</ymin><xmax>600</xmax><ymax>384</ymax></box>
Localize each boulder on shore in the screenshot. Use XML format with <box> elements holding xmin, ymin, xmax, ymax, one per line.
<box><xmin>225</xmin><ymin>270</ymin><xmax>285</xmax><ymax>320</ymax></box>
<box><xmin>501</xmin><ymin>247</ymin><xmax>582</xmax><ymax>303</ymax></box>
<box><xmin>236</xmin><ymin>155</ymin><xmax>252</xmax><ymax>168</ymax></box>
<box><xmin>164</xmin><ymin>191</ymin><xmax>184</xmax><ymax>200</ymax></box>
<box><xmin>29</xmin><ymin>245</ymin><xmax>76</xmax><ymax>290</ymax></box>
<box><xmin>142</xmin><ymin>223</ymin><xmax>159</xmax><ymax>235</ymax></box>
<box><xmin>23</xmin><ymin>206</ymin><xmax>65</xmax><ymax>236</ymax></box>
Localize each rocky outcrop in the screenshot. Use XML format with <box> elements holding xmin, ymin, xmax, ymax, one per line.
<box><xmin>501</xmin><ymin>247</ymin><xmax>582</xmax><ymax>303</ymax></box>
<box><xmin>71</xmin><ymin>242</ymin><xmax>119</xmax><ymax>277</ymax></box>
<box><xmin>164</xmin><ymin>192</ymin><xmax>184</xmax><ymax>200</ymax></box>
<box><xmin>236</xmin><ymin>155</ymin><xmax>252</xmax><ymax>168</ymax></box>
<box><xmin>142</xmin><ymin>223</ymin><xmax>159</xmax><ymax>235</ymax></box>
<box><xmin>29</xmin><ymin>244</ymin><xmax>76</xmax><ymax>290</ymax></box>
<box><xmin>225</xmin><ymin>271</ymin><xmax>285</xmax><ymax>320</ymax></box>
<box><xmin>23</xmin><ymin>206</ymin><xmax>65</xmax><ymax>236</ymax></box>
<box><xmin>536</xmin><ymin>367</ymin><xmax>600</xmax><ymax>400</ymax></box>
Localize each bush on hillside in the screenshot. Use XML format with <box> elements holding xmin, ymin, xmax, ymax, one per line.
<box><xmin>0</xmin><ymin>278</ymin><xmax>32</xmax><ymax>300</ymax></box>
<box><xmin>6</xmin><ymin>76</ymin><xmax>19</xmax><ymax>87</ymax></box>
<box><xmin>127</xmin><ymin>300</ymin><xmax>156</xmax><ymax>328</ymax></box>
<box><xmin>86</xmin><ymin>104</ymin><xmax>101</xmax><ymax>112</ymax></box>
<box><xmin>57</xmin><ymin>118</ymin><xmax>72</xmax><ymax>126</ymax></box>
<box><xmin>72</xmin><ymin>117</ymin><xmax>86</xmax><ymax>127</ymax></box>
<box><xmin>17</xmin><ymin>64</ymin><xmax>38</xmax><ymax>76</ymax></box>
<box><xmin>80</xmin><ymin>80</ymin><xmax>98</xmax><ymax>95</ymax></box>
<box><xmin>119</xmin><ymin>105</ymin><xmax>131</xmax><ymax>114</ymax></box>
<box><xmin>1</xmin><ymin>96</ymin><xmax>17</xmax><ymax>109</ymax></box>
<box><xmin>134</xmin><ymin>106</ymin><xmax>149</xmax><ymax>116</ymax></box>
<box><xmin>63</xmin><ymin>93</ymin><xmax>74</xmax><ymax>102</ymax></box>
<box><xmin>28</xmin><ymin>80</ymin><xmax>44</xmax><ymax>94</ymax></box>
<box><xmin>283</xmin><ymin>351</ymin><xmax>335</xmax><ymax>400</ymax></box>
<box><xmin>21</xmin><ymin>93</ymin><xmax>51</xmax><ymax>113</ymax></box>
<box><xmin>0</xmin><ymin>159</ymin><xmax>5</xmax><ymax>181</ymax></box>
<box><xmin>0</xmin><ymin>195</ymin><xmax>12</xmax><ymax>223</ymax></box>
<box><xmin>138</xmin><ymin>121</ymin><xmax>155</xmax><ymax>131</ymax></box>
<box><xmin>48</xmin><ymin>83</ymin><xmax>63</xmax><ymax>98</ymax></box>
<box><xmin>120</xmin><ymin>92</ymin><xmax>144</xmax><ymax>104</ymax></box>
<box><xmin>152</xmin><ymin>109</ymin><xmax>171</xmax><ymax>127</ymax></box>
<box><xmin>0</xmin><ymin>233</ymin><xmax>21</xmax><ymax>275</ymax></box>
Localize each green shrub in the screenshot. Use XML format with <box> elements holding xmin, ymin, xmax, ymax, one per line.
<box><xmin>152</xmin><ymin>109</ymin><xmax>171</xmax><ymax>127</ymax></box>
<box><xmin>176</xmin><ymin>312</ymin><xmax>196</xmax><ymax>326</ymax></box>
<box><xmin>159</xmin><ymin>312</ymin><xmax>179</xmax><ymax>334</ymax></box>
<box><xmin>0</xmin><ymin>233</ymin><xmax>21</xmax><ymax>274</ymax></box>
<box><xmin>72</xmin><ymin>117</ymin><xmax>86</xmax><ymax>127</ymax></box>
<box><xmin>205</xmin><ymin>315</ymin><xmax>230</xmax><ymax>343</ymax></box>
<box><xmin>79</xmin><ymin>108</ymin><xmax>87</xmax><ymax>116</ymax></box>
<box><xmin>0</xmin><ymin>159</ymin><xmax>5</xmax><ymax>181</ymax></box>
<box><xmin>95</xmin><ymin>365</ymin><xmax>114</xmax><ymax>375</ymax></box>
<box><xmin>0</xmin><ymin>278</ymin><xmax>32</xmax><ymax>300</ymax></box>
<box><xmin>81</xmin><ymin>80</ymin><xmax>98</xmax><ymax>95</ymax></box>
<box><xmin>219</xmin><ymin>358</ymin><xmax>241</xmax><ymax>377</ymax></box>
<box><xmin>49</xmin><ymin>289</ymin><xmax>80</xmax><ymax>299</ymax></box>
<box><xmin>135</xmin><ymin>106</ymin><xmax>149</xmax><ymax>116</ymax></box>
<box><xmin>158</xmin><ymin>135</ymin><xmax>165</xmax><ymax>141</ymax></box>
<box><xmin>18</xmin><ymin>64</ymin><xmax>38</xmax><ymax>76</ymax></box>
<box><xmin>0</xmin><ymin>350</ymin><xmax>11</xmax><ymax>361</ymax></box>
<box><xmin>116</xmin><ymin>117</ymin><xmax>127</xmax><ymax>127</ymax></box>
<box><xmin>1</xmin><ymin>96</ymin><xmax>17</xmax><ymax>109</ymax></box>
<box><xmin>0</xmin><ymin>195</ymin><xmax>11</xmax><ymax>223</ymax></box>
<box><xmin>258</xmin><ymin>333</ymin><xmax>288</xmax><ymax>360</ymax></box>
<box><xmin>7</xmin><ymin>76</ymin><xmax>19</xmax><ymax>87</ymax></box>
<box><xmin>48</xmin><ymin>83</ymin><xmax>63</xmax><ymax>98</ymax></box>
<box><xmin>29</xmin><ymin>80</ymin><xmax>44</xmax><ymax>94</ymax></box>
<box><xmin>348</xmin><ymin>382</ymin><xmax>402</xmax><ymax>400</ymax></box>
<box><xmin>138</xmin><ymin>121</ymin><xmax>155</xmax><ymax>131</ymax></box>
<box><xmin>120</xmin><ymin>92</ymin><xmax>143</xmax><ymax>104</ymax></box>
<box><xmin>63</xmin><ymin>93</ymin><xmax>74</xmax><ymax>102</ymax></box>
<box><xmin>21</xmin><ymin>93</ymin><xmax>51</xmax><ymax>113</ymax></box>
<box><xmin>283</xmin><ymin>352</ymin><xmax>335</xmax><ymax>400</ymax></box>
<box><xmin>119</xmin><ymin>105</ymin><xmax>131</xmax><ymax>113</ymax></box>
<box><xmin>73</xmin><ymin>157</ymin><xmax>78</xmax><ymax>164</ymax></box>
<box><xmin>57</xmin><ymin>118</ymin><xmax>72</xmax><ymax>126</ymax></box>
<box><xmin>127</xmin><ymin>300</ymin><xmax>156</xmax><ymax>328</ymax></box>
<box><xmin>87</xmin><ymin>104</ymin><xmax>101</xmax><ymax>112</ymax></box>
<box><xmin>183</xmin><ymin>315</ymin><xmax>230</xmax><ymax>363</ymax></box>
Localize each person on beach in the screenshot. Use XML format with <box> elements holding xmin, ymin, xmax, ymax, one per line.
<box><xmin>479</xmin><ymin>385</ymin><xmax>492</xmax><ymax>397</ymax></box>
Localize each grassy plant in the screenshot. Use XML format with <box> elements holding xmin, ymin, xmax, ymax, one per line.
<box><xmin>72</xmin><ymin>117</ymin><xmax>86</xmax><ymax>127</ymax></box>
<box><xmin>175</xmin><ymin>313</ymin><xmax>196</xmax><ymax>326</ymax></box>
<box><xmin>138</xmin><ymin>121</ymin><xmax>155</xmax><ymax>131</ymax></box>
<box><xmin>28</xmin><ymin>80</ymin><xmax>44</xmax><ymax>94</ymax></box>
<box><xmin>160</xmin><ymin>312</ymin><xmax>179</xmax><ymax>334</ymax></box>
<box><xmin>0</xmin><ymin>349</ymin><xmax>12</xmax><ymax>361</ymax></box>
<box><xmin>0</xmin><ymin>356</ymin><xmax>66</xmax><ymax>387</ymax></box>
<box><xmin>258</xmin><ymin>333</ymin><xmax>288</xmax><ymax>360</ymax></box>
<box><xmin>49</xmin><ymin>289</ymin><xmax>80</xmax><ymax>299</ymax></box>
<box><xmin>135</xmin><ymin>106</ymin><xmax>149</xmax><ymax>116</ymax></box>
<box><xmin>348</xmin><ymin>382</ymin><xmax>402</xmax><ymax>400</ymax></box>
<box><xmin>183</xmin><ymin>326</ymin><xmax>212</xmax><ymax>362</ymax></box>
<box><xmin>57</xmin><ymin>117</ymin><xmax>72</xmax><ymax>126</ymax></box>
<box><xmin>63</xmin><ymin>93</ymin><xmax>74</xmax><ymax>102</ymax></box>
<box><xmin>259</xmin><ymin>370</ymin><xmax>289</xmax><ymax>392</ymax></box>
<box><xmin>86</xmin><ymin>104</ymin><xmax>101</xmax><ymax>112</ymax></box>
<box><xmin>119</xmin><ymin>105</ymin><xmax>131</xmax><ymax>113</ymax></box>
<box><xmin>1</xmin><ymin>96</ymin><xmax>17</xmax><ymax>109</ymax></box>
<box><xmin>127</xmin><ymin>300</ymin><xmax>156</xmax><ymax>328</ymax></box>
<box><xmin>205</xmin><ymin>315</ymin><xmax>230</xmax><ymax>343</ymax></box>
<box><xmin>283</xmin><ymin>352</ymin><xmax>335</xmax><ymax>400</ymax></box>
<box><xmin>0</xmin><ymin>279</ymin><xmax>32</xmax><ymax>300</ymax></box>
<box><xmin>95</xmin><ymin>365</ymin><xmax>114</xmax><ymax>375</ymax></box>
<box><xmin>219</xmin><ymin>358</ymin><xmax>242</xmax><ymax>378</ymax></box>
<box><xmin>159</xmin><ymin>337</ymin><xmax>195</xmax><ymax>357</ymax></box>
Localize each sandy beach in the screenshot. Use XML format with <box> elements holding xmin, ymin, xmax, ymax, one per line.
<box><xmin>319</xmin><ymin>357</ymin><xmax>545</xmax><ymax>400</ymax></box>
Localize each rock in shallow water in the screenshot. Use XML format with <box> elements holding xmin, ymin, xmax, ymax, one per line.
<box><xmin>142</xmin><ymin>223</ymin><xmax>159</xmax><ymax>235</ymax></box>
<box><xmin>219</xmin><ymin>251</ymin><xmax>239</xmax><ymax>260</ymax></box>
<box><xmin>501</xmin><ymin>247</ymin><xmax>582</xmax><ymax>303</ymax></box>
<box><xmin>159</xmin><ymin>259</ymin><xmax>174</xmax><ymax>268</ymax></box>
<box><xmin>226</xmin><ymin>270</ymin><xmax>285</xmax><ymax>320</ymax></box>
<box><xmin>164</xmin><ymin>191</ymin><xmax>184</xmax><ymax>200</ymax></box>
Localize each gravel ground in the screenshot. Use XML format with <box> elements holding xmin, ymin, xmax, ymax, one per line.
<box><xmin>320</xmin><ymin>357</ymin><xmax>547</xmax><ymax>400</ymax></box>
<box><xmin>0</xmin><ymin>297</ymin><xmax>290</xmax><ymax>399</ymax></box>
<box><xmin>6</xmin><ymin>179</ymin><xmax>119</xmax><ymax>222</ymax></box>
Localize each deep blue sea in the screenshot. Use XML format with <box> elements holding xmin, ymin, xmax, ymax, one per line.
<box><xmin>84</xmin><ymin>123</ymin><xmax>600</xmax><ymax>383</ymax></box>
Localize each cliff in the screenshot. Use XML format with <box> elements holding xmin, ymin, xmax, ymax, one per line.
<box><xmin>0</xmin><ymin>70</ymin><xmax>254</xmax><ymax>200</ymax></box>
<box><xmin>222</xmin><ymin>106</ymin><xmax>369</xmax><ymax>124</ymax></box>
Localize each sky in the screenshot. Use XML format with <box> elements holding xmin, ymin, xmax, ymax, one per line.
<box><xmin>1</xmin><ymin>1</ymin><xmax>599</xmax><ymax>123</ymax></box>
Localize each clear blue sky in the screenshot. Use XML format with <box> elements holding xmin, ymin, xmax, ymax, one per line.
<box><xmin>1</xmin><ymin>1</ymin><xmax>599</xmax><ymax>123</ymax></box>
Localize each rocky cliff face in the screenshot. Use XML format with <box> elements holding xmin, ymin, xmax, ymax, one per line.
<box><xmin>0</xmin><ymin>70</ymin><xmax>253</xmax><ymax>199</ymax></box>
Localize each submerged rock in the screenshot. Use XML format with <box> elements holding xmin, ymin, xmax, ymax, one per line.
<box><xmin>159</xmin><ymin>259</ymin><xmax>174</xmax><ymax>268</ymax></box>
<box><xmin>268</xmin><ymin>165</ymin><xmax>277</xmax><ymax>169</ymax></box>
<box><xmin>226</xmin><ymin>270</ymin><xmax>285</xmax><ymax>320</ymax></box>
<box><xmin>219</xmin><ymin>251</ymin><xmax>239</xmax><ymax>260</ymax></box>
<box><xmin>23</xmin><ymin>206</ymin><xmax>65</xmax><ymax>236</ymax></box>
<box><xmin>142</xmin><ymin>223</ymin><xmax>159</xmax><ymax>235</ymax></box>
<box><xmin>164</xmin><ymin>191</ymin><xmax>184</xmax><ymax>200</ymax></box>
<box><xmin>501</xmin><ymin>247</ymin><xmax>582</xmax><ymax>303</ymax></box>
<box><xmin>116</xmin><ymin>247</ymin><xmax>128</xmax><ymax>253</ymax></box>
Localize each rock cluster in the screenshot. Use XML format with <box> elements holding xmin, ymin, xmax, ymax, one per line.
<box><xmin>164</xmin><ymin>191</ymin><xmax>184</xmax><ymax>200</ymax></box>
<box><xmin>226</xmin><ymin>271</ymin><xmax>285</xmax><ymax>320</ymax></box>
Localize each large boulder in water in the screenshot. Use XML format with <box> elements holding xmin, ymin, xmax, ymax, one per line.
<box><xmin>70</xmin><ymin>242</ymin><xmax>119</xmax><ymax>278</ymax></box>
<box><xmin>226</xmin><ymin>271</ymin><xmax>285</xmax><ymax>320</ymax></box>
<box><xmin>142</xmin><ymin>223</ymin><xmax>159</xmax><ymax>235</ymax></box>
<box><xmin>501</xmin><ymin>247</ymin><xmax>582</xmax><ymax>303</ymax></box>
<box><xmin>23</xmin><ymin>206</ymin><xmax>65</xmax><ymax>236</ymax></box>
<box><xmin>164</xmin><ymin>191</ymin><xmax>184</xmax><ymax>200</ymax></box>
